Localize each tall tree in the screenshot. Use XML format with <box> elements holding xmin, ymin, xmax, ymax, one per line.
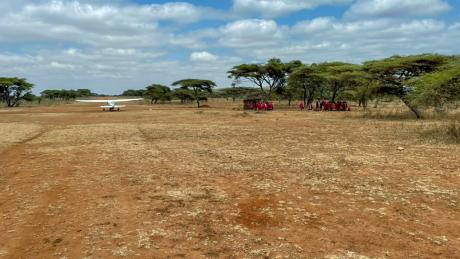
<box><xmin>288</xmin><ymin>64</ymin><xmax>325</xmax><ymax>107</ymax></box>
<box><xmin>228</xmin><ymin>58</ymin><xmax>301</xmax><ymax>101</ymax></box>
<box><xmin>122</xmin><ymin>89</ymin><xmax>145</xmax><ymax>97</ymax></box>
<box><xmin>363</xmin><ymin>54</ymin><xmax>451</xmax><ymax>118</ymax></box>
<box><xmin>409</xmin><ymin>59</ymin><xmax>460</xmax><ymax>111</ymax></box>
<box><xmin>145</xmin><ymin>84</ymin><xmax>171</xmax><ymax>104</ymax></box>
<box><xmin>228</xmin><ymin>63</ymin><xmax>267</xmax><ymax>99</ymax></box>
<box><xmin>316</xmin><ymin>62</ymin><xmax>362</xmax><ymax>102</ymax></box>
<box><xmin>0</xmin><ymin>77</ymin><xmax>34</xmax><ymax>107</ymax></box>
<box><xmin>172</xmin><ymin>79</ymin><xmax>216</xmax><ymax>108</ymax></box>
<box><xmin>173</xmin><ymin>88</ymin><xmax>194</xmax><ymax>104</ymax></box>
<box><xmin>349</xmin><ymin>81</ymin><xmax>380</xmax><ymax>110</ymax></box>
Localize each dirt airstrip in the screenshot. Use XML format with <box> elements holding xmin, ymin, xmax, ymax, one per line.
<box><xmin>0</xmin><ymin>102</ymin><xmax>459</xmax><ymax>258</ymax></box>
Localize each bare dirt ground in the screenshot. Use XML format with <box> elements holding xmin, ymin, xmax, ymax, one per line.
<box><xmin>0</xmin><ymin>101</ymin><xmax>459</xmax><ymax>258</ymax></box>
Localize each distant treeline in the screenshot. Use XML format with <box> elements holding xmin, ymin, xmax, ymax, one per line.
<box><xmin>2</xmin><ymin>53</ymin><xmax>459</xmax><ymax>118</ymax></box>
<box><xmin>122</xmin><ymin>86</ymin><xmax>261</xmax><ymax>103</ymax></box>
<box><xmin>40</xmin><ymin>89</ymin><xmax>100</xmax><ymax>100</ymax></box>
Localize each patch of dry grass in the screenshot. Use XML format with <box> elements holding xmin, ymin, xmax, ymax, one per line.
<box><xmin>420</xmin><ymin>122</ymin><xmax>460</xmax><ymax>144</ymax></box>
<box><xmin>0</xmin><ymin>123</ymin><xmax>42</xmax><ymax>152</ymax></box>
<box><xmin>0</xmin><ymin>102</ymin><xmax>459</xmax><ymax>258</ymax></box>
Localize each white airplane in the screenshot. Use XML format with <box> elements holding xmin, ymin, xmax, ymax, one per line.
<box><xmin>76</xmin><ymin>98</ymin><xmax>143</xmax><ymax>111</ymax></box>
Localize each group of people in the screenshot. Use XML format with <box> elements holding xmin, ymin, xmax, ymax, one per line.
<box><xmin>299</xmin><ymin>100</ymin><xmax>351</xmax><ymax>112</ymax></box>
<box><xmin>252</xmin><ymin>101</ymin><xmax>274</xmax><ymax>111</ymax></box>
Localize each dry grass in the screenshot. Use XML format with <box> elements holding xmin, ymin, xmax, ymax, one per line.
<box><xmin>0</xmin><ymin>123</ymin><xmax>42</xmax><ymax>153</ymax></box>
<box><xmin>0</xmin><ymin>101</ymin><xmax>459</xmax><ymax>258</ymax></box>
<box><xmin>420</xmin><ymin>122</ymin><xmax>460</xmax><ymax>144</ymax></box>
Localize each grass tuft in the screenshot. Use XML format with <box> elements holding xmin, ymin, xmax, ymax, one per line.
<box><xmin>420</xmin><ymin>122</ymin><xmax>460</xmax><ymax>144</ymax></box>
<box><xmin>360</xmin><ymin>109</ymin><xmax>418</xmax><ymax>120</ymax></box>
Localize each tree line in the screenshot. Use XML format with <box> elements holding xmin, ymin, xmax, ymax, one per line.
<box><xmin>123</xmin><ymin>84</ymin><xmax>263</xmax><ymax>106</ymax></box>
<box><xmin>1</xmin><ymin>53</ymin><xmax>459</xmax><ymax>118</ymax></box>
<box><xmin>40</xmin><ymin>89</ymin><xmax>99</xmax><ymax>101</ymax></box>
<box><xmin>228</xmin><ymin>54</ymin><xmax>460</xmax><ymax>118</ymax></box>
<box><xmin>122</xmin><ymin>80</ymin><xmax>215</xmax><ymax>108</ymax></box>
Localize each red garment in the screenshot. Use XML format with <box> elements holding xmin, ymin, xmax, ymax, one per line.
<box><xmin>299</xmin><ymin>102</ymin><xmax>305</xmax><ymax>110</ymax></box>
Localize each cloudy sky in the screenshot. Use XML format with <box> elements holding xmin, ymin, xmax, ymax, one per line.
<box><xmin>1</xmin><ymin>0</ymin><xmax>459</xmax><ymax>94</ymax></box>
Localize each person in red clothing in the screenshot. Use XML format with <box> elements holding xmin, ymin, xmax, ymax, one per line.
<box><xmin>268</xmin><ymin>102</ymin><xmax>274</xmax><ymax>110</ymax></box>
<box><xmin>299</xmin><ymin>102</ymin><xmax>305</xmax><ymax>111</ymax></box>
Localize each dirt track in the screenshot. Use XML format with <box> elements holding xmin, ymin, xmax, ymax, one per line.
<box><xmin>0</xmin><ymin>102</ymin><xmax>459</xmax><ymax>258</ymax></box>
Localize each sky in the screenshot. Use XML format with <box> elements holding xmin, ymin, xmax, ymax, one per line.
<box><xmin>0</xmin><ymin>0</ymin><xmax>459</xmax><ymax>94</ymax></box>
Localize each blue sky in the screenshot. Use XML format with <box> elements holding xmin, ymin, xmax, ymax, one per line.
<box><xmin>0</xmin><ymin>0</ymin><xmax>459</xmax><ymax>94</ymax></box>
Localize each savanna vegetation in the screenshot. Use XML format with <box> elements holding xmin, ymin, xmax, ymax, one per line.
<box><xmin>0</xmin><ymin>77</ymin><xmax>35</xmax><ymax>107</ymax></box>
<box><xmin>40</xmin><ymin>89</ymin><xmax>98</xmax><ymax>102</ymax></box>
<box><xmin>229</xmin><ymin>54</ymin><xmax>460</xmax><ymax>119</ymax></box>
<box><xmin>1</xmin><ymin>54</ymin><xmax>459</xmax><ymax>258</ymax></box>
<box><xmin>2</xmin><ymin>53</ymin><xmax>459</xmax><ymax>120</ymax></box>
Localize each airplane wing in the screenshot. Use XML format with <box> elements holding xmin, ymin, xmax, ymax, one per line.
<box><xmin>76</xmin><ymin>100</ymin><xmax>109</xmax><ymax>103</ymax></box>
<box><xmin>76</xmin><ymin>98</ymin><xmax>143</xmax><ymax>103</ymax></box>
<box><xmin>112</xmin><ymin>98</ymin><xmax>144</xmax><ymax>102</ymax></box>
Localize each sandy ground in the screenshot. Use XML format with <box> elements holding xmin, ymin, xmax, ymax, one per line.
<box><xmin>0</xmin><ymin>101</ymin><xmax>459</xmax><ymax>258</ymax></box>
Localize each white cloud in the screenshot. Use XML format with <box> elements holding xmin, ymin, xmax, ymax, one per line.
<box><xmin>292</xmin><ymin>17</ymin><xmax>336</xmax><ymax>33</ymax></box>
<box><xmin>49</xmin><ymin>61</ymin><xmax>76</xmax><ymax>70</ymax></box>
<box><xmin>0</xmin><ymin>1</ymin><xmax>225</xmax><ymax>48</ymax></box>
<box><xmin>233</xmin><ymin>0</ymin><xmax>352</xmax><ymax>17</ymax></box>
<box><xmin>251</xmin><ymin>18</ymin><xmax>451</xmax><ymax>62</ymax></box>
<box><xmin>218</xmin><ymin>19</ymin><xmax>287</xmax><ymax>47</ymax></box>
<box><xmin>190</xmin><ymin>51</ymin><xmax>218</xmax><ymax>62</ymax></box>
<box><xmin>346</xmin><ymin>0</ymin><xmax>451</xmax><ymax>18</ymax></box>
<box><xmin>0</xmin><ymin>0</ymin><xmax>458</xmax><ymax>94</ymax></box>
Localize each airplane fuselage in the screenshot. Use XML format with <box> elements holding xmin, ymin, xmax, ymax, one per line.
<box><xmin>101</xmin><ymin>101</ymin><xmax>126</xmax><ymax>111</ymax></box>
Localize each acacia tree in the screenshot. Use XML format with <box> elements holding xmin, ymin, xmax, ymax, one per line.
<box><xmin>288</xmin><ymin>64</ymin><xmax>325</xmax><ymax>107</ymax></box>
<box><xmin>145</xmin><ymin>84</ymin><xmax>171</xmax><ymax>104</ymax></box>
<box><xmin>227</xmin><ymin>63</ymin><xmax>267</xmax><ymax>99</ymax></box>
<box><xmin>278</xmin><ymin>85</ymin><xmax>298</xmax><ymax>107</ymax></box>
<box><xmin>363</xmin><ymin>54</ymin><xmax>451</xmax><ymax>118</ymax></box>
<box><xmin>173</xmin><ymin>88</ymin><xmax>194</xmax><ymax>104</ymax></box>
<box><xmin>172</xmin><ymin>79</ymin><xmax>216</xmax><ymax>108</ymax></box>
<box><xmin>122</xmin><ymin>89</ymin><xmax>145</xmax><ymax>97</ymax></box>
<box><xmin>409</xmin><ymin>60</ymin><xmax>460</xmax><ymax>111</ymax></box>
<box><xmin>349</xmin><ymin>80</ymin><xmax>380</xmax><ymax>110</ymax></box>
<box><xmin>228</xmin><ymin>58</ymin><xmax>301</xmax><ymax>101</ymax></box>
<box><xmin>315</xmin><ymin>62</ymin><xmax>362</xmax><ymax>102</ymax></box>
<box><xmin>0</xmin><ymin>77</ymin><xmax>34</xmax><ymax>107</ymax></box>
